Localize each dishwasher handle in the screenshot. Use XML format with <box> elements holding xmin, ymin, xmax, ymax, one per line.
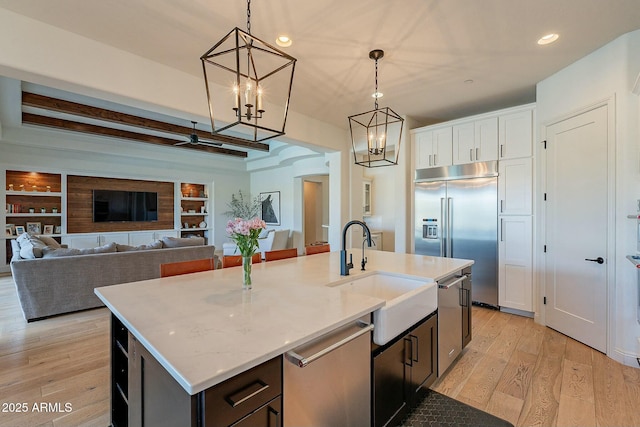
<box><xmin>438</xmin><ymin>274</ymin><xmax>468</xmax><ymax>289</ymax></box>
<box><xmin>285</xmin><ymin>321</ymin><xmax>374</xmax><ymax>368</ymax></box>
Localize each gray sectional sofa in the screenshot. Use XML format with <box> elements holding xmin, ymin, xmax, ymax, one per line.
<box><xmin>10</xmin><ymin>235</ymin><xmax>217</xmax><ymax>321</ymax></box>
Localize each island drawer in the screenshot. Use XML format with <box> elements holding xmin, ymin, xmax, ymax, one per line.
<box><xmin>203</xmin><ymin>355</ymin><xmax>282</xmax><ymax>426</ymax></box>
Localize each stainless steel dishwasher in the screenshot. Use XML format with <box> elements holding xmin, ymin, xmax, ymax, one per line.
<box><xmin>437</xmin><ymin>272</ymin><xmax>469</xmax><ymax>376</ymax></box>
<box><xmin>284</xmin><ymin>315</ymin><xmax>373</xmax><ymax>427</ymax></box>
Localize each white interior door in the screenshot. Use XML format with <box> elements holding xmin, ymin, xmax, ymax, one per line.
<box><xmin>544</xmin><ymin>104</ymin><xmax>609</xmax><ymax>353</ymax></box>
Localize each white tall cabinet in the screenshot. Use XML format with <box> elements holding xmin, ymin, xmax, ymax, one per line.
<box><xmin>412</xmin><ymin>103</ymin><xmax>535</xmax><ymax>314</ymax></box>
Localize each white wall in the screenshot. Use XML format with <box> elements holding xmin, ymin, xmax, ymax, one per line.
<box><xmin>536</xmin><ymin>29</ymin><xmax>640</xmax><ymax>365</ymax></box>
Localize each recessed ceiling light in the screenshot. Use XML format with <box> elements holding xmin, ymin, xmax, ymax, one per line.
<box><xmin>464</xmin><ymin>79</ymin><xmax>474</xmax><ymax>84</ymax></box>
<box><xmin>537</xmin><ymin>33</ymin><xmax>559</xmax><ymax>45</ymax></box>
<box><xmin>276</xmin><ymin>35</ymin><xmax>292</xmax><ymax>47</ymax></box>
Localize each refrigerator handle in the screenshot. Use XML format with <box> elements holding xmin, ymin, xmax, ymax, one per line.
<box><xmin>447</xmin><ymin>197</ymin><xmax>453</xmax><ymax>258</ymax></box>
<box><xmin>440</xmin><ymin>197</ymin><xmax>446</xmax><ymax>256</ymax></box>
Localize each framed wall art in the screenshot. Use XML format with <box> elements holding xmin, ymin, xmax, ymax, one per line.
<box><xmin>260</xmin><ymin>191</ymin><xmax>281</xmax><ymax>226</ymax></box>
<box><xmin>26</xmin><ymin>222</ymin><xmax>41</xmax><ymax>234</ymax></box>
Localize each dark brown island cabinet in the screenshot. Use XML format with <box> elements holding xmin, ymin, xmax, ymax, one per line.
<box><xmin>110</xmin><ymin>315</ymin><xmax>282</xmax><ymax>427</ymax></box>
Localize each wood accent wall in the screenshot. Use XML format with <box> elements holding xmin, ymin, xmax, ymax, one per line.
<box><xmin>67</xmin><ymin>175</ymin><xmax>174</xmax><ymax>233</ymax></box>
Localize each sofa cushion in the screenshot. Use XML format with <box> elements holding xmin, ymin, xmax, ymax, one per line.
<box><xmin>116</xmin><ymin>240</ymin><xmax>163</xmax><ymax>252</ymax></box>
<box><xmin>42</xmin><ymin>242</ymin><xmax>117</xmax><ymax>258</ymax></box>
<box><xmin>16</xmin><ymin>233</ymin><xmax>48</xmax><ymax>259</ymax></box>
<box><xmin>161</xmin><ymin>236</ymin><xmax>205</xmax><ymax>248</ymax></box>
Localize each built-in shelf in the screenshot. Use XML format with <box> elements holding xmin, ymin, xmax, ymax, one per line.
<box><xmin>181</xmin><ymin>227</ymin><xmax>208</xmax><ymax>232</ymax></box>
<box><xmin>181</xmin><ymin>197</ymin><xmax>208</xmax><ymax>202</ymax></box>
<box><xmin>5</xmin><ymin>191</ymin><xmax>63</xmax><ymax>197</ymax></box>
<box><xmin>6</xmin><ymin>213</ymin><xmax>62</xmax><ymax>217</ymax></box>
<box><xmin>181</xmin><ymin>213</ymin><xmax>207</xmax><ymax>216</ymax></box>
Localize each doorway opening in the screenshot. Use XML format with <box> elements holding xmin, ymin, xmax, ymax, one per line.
<box><xmin>303</xmin><ymin>175</ymin><xmax>329</xmax><ymax>247</ymax></box>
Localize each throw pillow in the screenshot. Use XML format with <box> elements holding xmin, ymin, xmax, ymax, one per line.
<box><xmin>161</xmin><ymin>236</ymin><xmax>205</xmax><ymax>248</ymax></box>
<box><xmin>116</xmin><ymin>240</ymin><xmax>163</xmax><ymax>252</ymax></box>
<box><xmin>16</xmin><ymin>233</ymin><xmax>48</xmax><ymax>259</ymax></box>
<box><xmin>36</xmin><ymin>235</ymin><xmax>62</xmax><ymax>248</ymax></box>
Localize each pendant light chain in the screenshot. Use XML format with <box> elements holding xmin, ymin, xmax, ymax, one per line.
<box><xmin>247</xmin><ymin>0</ymin><xmax>251</xmax><ymax>34</ymax></box>
<box><xmin>374</xmin><ymin>58</ymin><xmax>379</xmax><ymax>110</ymax></box>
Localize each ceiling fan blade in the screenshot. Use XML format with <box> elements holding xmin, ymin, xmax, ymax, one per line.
<box><xmin>174</xmin><ymin>141</ymin><xmax>190</xmax><ymax>146</ymax></box>
<box><xmin>198</xmin><ymin>141</ymin><xmax>223</xmax><ymax>147</ymax></box>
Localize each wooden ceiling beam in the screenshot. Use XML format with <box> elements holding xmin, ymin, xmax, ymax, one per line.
<box><xmin>21</xmin><ymin>92</ymin><xmax>270</xmax><ymax>152</ymax></box>
<box><xmin>22</xmin><ymin>112</ymin><xmax>248</xmax><ymax>158</ymax></box>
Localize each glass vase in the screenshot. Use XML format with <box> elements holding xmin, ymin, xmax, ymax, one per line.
<box><xmin>242</xmin><ymin>255</ymin><xmax>252</xmax><ymax>290</ymax></box>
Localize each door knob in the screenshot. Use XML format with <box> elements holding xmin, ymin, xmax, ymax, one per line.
<box><xmin>585</xmin><ymin>257</ymin><xmax>604</xmax><ymax>264</ymax></box>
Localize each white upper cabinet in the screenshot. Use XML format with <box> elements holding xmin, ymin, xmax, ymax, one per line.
<box><xmin>413</xmin><ymin>127</ymin><xmax>453</xmax><ymax>169</ymax></box>
<box><xmin>498</xmin><ymin>158</ymin><xmax>532</xmax><ymax>215</ymax></box>
<box><xmin>453</xmin><ymin>118</ymin><xmax>498</xmax><ymax>165</ymax></box>
<box><xmin>499</xmin><ymin>109</ymin><xmax>533</xmax><ymax>159</ymax></box>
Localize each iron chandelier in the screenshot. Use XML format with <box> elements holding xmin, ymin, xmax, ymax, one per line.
<box><xmin>349</xmin><ymin>49</ymin><xmax>404</xmax><ymax>167</ymax></box>
<box><xmin>201</xmin><ymin>0</ymin><xmax>297</xmax><ymax>143</ymax></box>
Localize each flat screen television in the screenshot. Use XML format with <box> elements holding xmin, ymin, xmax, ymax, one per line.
<box><xmin>93</xmin><ymin>190</ymin><xmax>158</xmax><ymax>222</ymax></box>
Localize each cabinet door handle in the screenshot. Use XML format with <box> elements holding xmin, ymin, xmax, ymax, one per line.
<box><xmin>411</xmin><ymin>335</ymin><xmax>419</xmax><ymax>362</ymax></box>
<box><xmin>268</xmin><ymin>406</ymin><xmax>280</xmax><ymax>427</ymax></box>
<box><xmin>433</xmin><ymin>154</ymin><xmax>437</xmax><ymax>165</ymax></box>
<box><xmin>225</xmin><ymin>380</ymin><xmax>270</xmax><ymax>408</ymax></box>
<box><xmin>500</xmin><ymin>144</ymin><xmax>504</xmax><ymax>158</ymax></box>
<box><xmin>404</xmin><ymin>337</ymin><xmax>413</xmax><ymax>367</ymax></box>
<box><xmin>500</xmin><ymin>199</ymin><xmax>504</xmax><ymax>213</ymax></box>
<box><xmin>500</xmin><ymin>218</ymin><xmax>504</xmax><ymax>242</ymax></box>
<box><xmin>470</xmin><ymin>148</ymin><xmax>473</xmax><ymax>161</ymax></box>
<box><xmin>428</xmin><ymin>154</ymin><xmax>432</xmax><ymax>166</ymax></box>
<box><xmin>476</xmin><ymin>147</ymin><xmax>479</xmax><ymax>160</ymax></box>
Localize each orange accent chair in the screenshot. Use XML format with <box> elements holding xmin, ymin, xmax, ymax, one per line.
<box><xmin>305</xmin><ymin>244</ymin><xmax>330</xmax><ymax>255</ymax></box>
<box><xmin>223</xmin><ymin>253</ymin><xmax>262</xmax><ymax>268</ymax></box>
<box><xmin>264</xmin><ymin>248</ymin><xmax>298</xmax><ymax>262</ymax></box>
<box><xmin>160</xmin><ymin>258</ymin><xmax>215</xmax><ymax>278</ymax></box>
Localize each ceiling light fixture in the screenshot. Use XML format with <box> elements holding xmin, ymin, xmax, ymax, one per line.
<box><xmin>349</xmin><ymin>49</ymin><xmax>404</xmax><ymax>168</ymax></box>
<box><xmin>276</xmin><ymin>35</ymin><xmax>292</xmax><ymax>47</ymax></box>
<box><xmin>537</xmin><ymin>33</ymin><xmax>559</xmax><ymax>45</ymax></box>
<box><xmin>200</xmin><ymin>0</ymin><xmax>297</xmax><ymax>143</ymax></box>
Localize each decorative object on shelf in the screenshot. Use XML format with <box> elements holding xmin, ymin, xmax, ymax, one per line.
<box><xmin>184</xmin><ymin>222</ymin><xmax>189</xmax><ymax>229</ymax></box>
<box><xmin>188</xmin><ymin>209</ymin><xmax>196</xmax><ymax>213</ymax></box>
<box><xmin>31</xmin><ymin>185</ymin><xmax>37</xmax><ymax>192</ymax></box>
<box><xmin>199</xmin><ymin>221</ymin><xmax>207</xmax><ymax>228</ymax></box>
<box><xmin>46</xmin><ymin>186</ymin><xmax>51</xmax><ymax>192</ymax></box>
<box><xmin>19</xmin><ymin>185</ymin><xmax>25</xmax><ymax>191</ymax></box>
<box><xmin>28</xmin><ymin>207</ymin><xmax>35</xmax><ymax>213</ymax></box>
<box><xmin>200</xmin><ymin>0</ymin><xmax>296</xmax><ymax>144</ymax></box>
<box><xmin>26</xmin><ymin>222</ymin><xmax>41</xmax><ymax>234</ymax></box>
<box><xmin>52</xmin><ymin>207</ymin><xmax>58</xmax><ymax>214</ymax></box>
<box><xmin>260</xmin><ymin>191</ymin><xmax>281</xmax><ymax>226</ymax></box>
<box><xmin>8</xmin><ymin>184</ymin><xmax>13</xmax><ymax>191</ymax></box>
<box><xmin>5</xmin><ymin>224</ymin><xmax>14</xmax><ymax>236</ymax></box>
<box><xmin>348</xmin><ymin>49</ymin><xmax>404</xmax><ymax>168</ymax></box>
<box><xmin>226</xmin><ymin>217</ymin><xmax>266</xmax><ymax>290</ymax></box>
<box><xmin>54</xmin><ymin>225</ymin><xmax>62</xmax><ymax>234</ymax></box>
<box><xmin>15</xmin><ymin>225</ymin><xmax>25</xmax><ymax>235</ymax></box>
<box><xmin>200</xmin><ymin>206</ymin><xmax>206</xmax><ymax>213</ymax></box>
<box><xmin>43</xmin><ymin>224</ymin><xmax>54</xmax><ymax>235</ymax></box>
<box><xmin>223</xmin><ymin>189</ymin><xmax>261</xmax><ymax>220</ymax></box>
<box><xmin>199</xmin><ymin>190</ymin><xmax>206</xmax><ymax>198</ymax></box>
<box><xmin>40</xmin><ymin>207</ymin><xmax>46</xmax><ymax>213</ymax></box>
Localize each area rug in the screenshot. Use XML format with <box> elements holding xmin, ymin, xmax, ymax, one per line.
<box><xmin>400</xmin><ymin>390</ymin><xmax>514</xmax><ymax>427</ymax></box>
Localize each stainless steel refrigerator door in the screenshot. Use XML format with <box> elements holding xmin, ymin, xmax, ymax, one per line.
<box><xmin>446</xmin><ymin>177</ymin><xmax>498</xmax><ymax>306</ymax></box>
<box><xmin>414</xmin><ymin>181</ymin><xmax>447</xmax><ymax>257</ymax></box>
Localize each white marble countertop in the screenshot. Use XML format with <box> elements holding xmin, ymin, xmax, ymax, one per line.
<box><xmin>95</xmin><ymin>250</ymin><xmax>473</xmax><ymax>395</ymax></box>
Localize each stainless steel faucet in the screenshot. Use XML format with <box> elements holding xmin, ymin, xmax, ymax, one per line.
<box><xmin>340</xmin><ymin>220</ymin><xmax>372</xmax><ymax>276</ymax></box>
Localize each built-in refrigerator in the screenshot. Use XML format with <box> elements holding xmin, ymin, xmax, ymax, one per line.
<box><xmin>414</xmin><ymin>161</ymin><xmax>498</xmax><ymax>306</ymax></box>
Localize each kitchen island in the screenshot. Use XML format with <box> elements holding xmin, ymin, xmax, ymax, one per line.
<box><xmin>96</xmin><ymin>250</ymin><xmax>473</xmax><ymax>427</ymax></box>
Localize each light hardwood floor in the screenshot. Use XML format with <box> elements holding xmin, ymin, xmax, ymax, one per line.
<box><xmin>1</xmin><ymin>274</ymin><xmax>639</xmax><ymax>427</ymax></box>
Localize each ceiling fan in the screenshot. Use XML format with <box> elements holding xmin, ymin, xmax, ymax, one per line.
<box><xmin>175</xmin><ymin>121</ymin><xmax>222</xmax><ymax>147</ymax></box>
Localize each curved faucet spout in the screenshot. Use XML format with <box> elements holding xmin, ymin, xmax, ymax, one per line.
<box><xmin>340</xmin><ymin>220</ymin><xmax>372</xmax><ymax>276</ymax></box>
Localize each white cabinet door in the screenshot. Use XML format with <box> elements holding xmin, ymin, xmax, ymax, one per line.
<box><xmin>452</xmin><ymin>122</ymin><xmax>474</xmax><ymax>165</ymax></box>
<box><xmin>413</xmin><ymin>131</ymin><xmax>432</xmax><ymax>169</ymax></box>
<box><xmin>130</xmin><ymin>232</ymin><xmax>156</xmax><ymax>246</ymax></box>
<box><xmin>475</xmin><ymin>117</ymin><xmax>498</xmax><ymax>162</ymax></box>
<box><xmin>62</xmin><ymin>235</ymin><xmax>100</xmax><ymax>249</ymax></box>
<box><xmin>432</xmin><ymin>127</ymin><xmax>453</xmax><ymax>167</ymax></box>
<box><xmin>499</xmin><ymin>215</ymin><xmax>532</xmax><ymax>312</ymax></box>
<box><xmin>498</xmin><ymin>158</ymin><xmax>532</xmax><ymax>215</ymax></box>
<box><xmin>499</xmin><ymin>109</ymin><xmax>533</xmax><ymax>159</ymax></box>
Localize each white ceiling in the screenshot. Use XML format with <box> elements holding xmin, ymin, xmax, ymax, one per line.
<box><xmin>1</xmin><ymin>0</ymin><xmax>640</xmax><ymax>130</ymax></box>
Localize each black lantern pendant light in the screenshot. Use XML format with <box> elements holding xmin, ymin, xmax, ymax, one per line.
<box><xmin>349</xmin><ymin>49</ymin><xmax>404</xmax><ymax>167</ymax></box>
<box><xmin>201</xmin><ymin>0</ymin><xmax>297</xmax><ymax>143</ymax></box>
